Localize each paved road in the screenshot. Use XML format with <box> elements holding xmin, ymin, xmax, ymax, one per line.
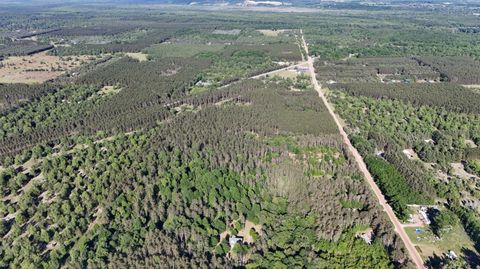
<box><xmin>299</xmin><ymin>30</ymin><xmax>426</xmax><ymax>269</ymax></box>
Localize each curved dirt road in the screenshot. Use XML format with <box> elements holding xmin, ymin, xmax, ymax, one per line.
<box><xmin>300</xmin><ymin>30</ymin><xmax>425</xmax><ymax>269</ymax></box>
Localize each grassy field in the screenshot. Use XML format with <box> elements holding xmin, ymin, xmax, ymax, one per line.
<box><xmin>125</xmin><ymin>52</ymin><xmax>148</xmax><ymax>62</ymax></box>
<box><xmin>258</xmin><ymin>29</ymin><xmax>286</xmax><ymax>36</ymax></box>
<box><xmin>144</xmin><ymin>43</ymin><xmax>224</xmax><ymax>59</ymax></box>
<box><xmin>405</xmin><ymin>225</ymin><xmax>478</xmax><ymax>261</ymax></box>
<box><xmin>271</xmin><ymin>69</ymin><xmax>298</xmax><ymax>79</ymax></box>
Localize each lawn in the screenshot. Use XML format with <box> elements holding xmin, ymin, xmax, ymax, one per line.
<box><xmin>405</xmin><ymin>225</ymin><xmax>478</xmax><ymax>261</ymax></box>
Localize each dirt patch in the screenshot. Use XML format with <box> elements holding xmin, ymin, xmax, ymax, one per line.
<box><xmin>403</xmin><ymin>149</ymin><xmax>419</xmax><ymax>160</ymax></box>
<box><xmin>98</xmin><ymin>85</ymin><xmax>121</xmax><ymax>96</ymax></box>
<box><xmin>462</xmin><ymin>84</ymin><xmax>480</xmax><ymax>89</ymax></box>
<box><xmin>215</xmin><ymin>98</ymin><xmax>234</xmax><ymax>106</ymax></box>
<box><xmin>87</xmin><ymin>207</ymin><xmax>107</xmax><ymax>232</ymax></box>
<box><xmin>213</xmin><ymin>29</ymin><xmax>241</xmax><ymax>35</ymax></box>
<box><xmin>257</xmin><ymin>29</ymin><xmax>288</xmax><ymax>37</ymax></box>
<box><xmin>465</xmin><ymin>139</ymin><xmax>478</xmax><ymax>148</ymax></box>
<box><xmin>161</xmin><ymin>68</ymin><xmax>180</xmax><ymax>76</ymax></box>
<box><xmin>125</xmin><ymin>52</ymin><xmax>148</xmax><ymax>62</ymax></box>
<box><xmin>0</xmin><ymin>51</ymin><xmax>92</xmax><ymax>84</ymax></box>
<box><xmin>236</xmin><ymin>220</ymin><xmax>262</xmax><ymax>244</ymax></box>
<box><xmin>272</xmin><ymin>69</ymin><xmax>298</xmax><ymax>79</ymax></box>
<box><xmin>40</xmin><ymin>191</ymin><xmax>58</xmax><ymax>204</ymax></box>
<box><xmin>451</xmin><ymin>163</ymin><xmax>479</xmax><ymax>180</ymax></box>
<box><xmin>1</xmin><ymin>212</ymin><xmax>17</xmax><ymax>221</ymax></box>
<box><xmin>218</xmin><ymin>230</ymin><xmax>231</xmax><ymax>246</ymax></box>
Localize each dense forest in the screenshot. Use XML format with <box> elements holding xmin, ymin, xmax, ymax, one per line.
<box><xmin>2</xmin><ymin>2</ymin><xmax>480</xmax><ymax>268</ymax></box>
<box><xmin>0</xmin><ymin>76</ymin><xmax>413</xmax><ymax>267</ymax></box>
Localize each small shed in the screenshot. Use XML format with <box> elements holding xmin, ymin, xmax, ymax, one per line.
<box><xmin>446</xmin><ymin>250</ymin><xmax>458</xmax><ymax>260</ymax></box>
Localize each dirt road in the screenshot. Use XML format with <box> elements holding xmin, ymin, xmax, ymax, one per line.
<box><xmin>299</xmin><ymin>30</ymin><xmax>425</xmax><ymax>269</ymax></box>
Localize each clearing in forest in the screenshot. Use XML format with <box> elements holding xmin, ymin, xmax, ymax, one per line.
<box><xmin>257</xmin><ymin>29</ymin><xmax>288</xmax><ymax>37</ymax></box>
<box><xmin>237</xmin><ymin>220</ymin><xmax>262</xmax><ymax>244</ymax></box>
<box><xmin>97</xmin><ymin>85</ymin><xmax>122</xmax><ymax>96</ymax></box>
<box><xmin>405</xmin><ymin>225</ymin><xmax>478</xmax><ymax>262</ymax></box>
<box><xmin>125</xmin><ymin>52</ymin><xmax>148</xmax><ymax>62</ymax></box>
<box><xmin>0</xmin><ymin>51</ymin><xmax>92</xmax><ymax>83</ymax></box>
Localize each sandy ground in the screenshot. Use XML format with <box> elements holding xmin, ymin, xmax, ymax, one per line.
<box><xmin>257</xmin><ymin>29</ymin><xmax>288</xmax><ymax>37</ymax></box>
<box><xmin>237</xmin><ymin>220</ymin><xmax>262</xmax><ymax>244</ymax></box>
<box><xmin>403</xmin><ymin>149</ymin><xmax>420</xmax><ymax>160</ymax></box>
<box><xmin>462</xmin><ymin>84</ymin><xmax>480</xmax><ymax>89</ymax></box>
<box><xmin>465</xmin><ymin>139</ymin><xmax>478</xmax><ymax>148</ymax></box>
<box><xmin>451</xmin><ymin>163</ymin><xmax>479</xmax><ymax>180</ymax></box>
<box><xmin>271</xmin><ymin>69</ymin><xmax>298</xmax><ymax>79</ymax></box>
<box><xmin>0</xmin><ymin>51</ymin><xmax>91</xmax><ymax>83</ymax></box>
<box><xmin>125</xmin><ymin>52</ymin><xmax>148</xmax><ymax>62</ymax></box>
<box><xmin>218</xmin><ymin>220</ymin><xmax>263</xmax><ymax>246</ymax></box>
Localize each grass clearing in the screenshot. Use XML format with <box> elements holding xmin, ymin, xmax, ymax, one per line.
<box><xmin>98</xmin><ymin>85</ymin><xmax>121</xmax><ymax>96</ymax></box>
<box><xmin>271</xmin><ymin>69</ymin><xmax>298</xmax><ymax>79</ymax></box>
<box><xmin>257</xmin><ymin>29</ymin><xmax>288</xmax><ymax>37</ymax></box>
<box><xmin>0</xmin><ymin>51</ymin><xmax>92</xmax><ymax>84</ymax></box>
<box><xmin>405</xmin><ymin>225</ymin><xmax>478</xmax><ymax>260</ymax></box>
<box><xmin>125</xmin><ymin>52</ymin><xmax>148</xmax><ymax>62</ymax></box>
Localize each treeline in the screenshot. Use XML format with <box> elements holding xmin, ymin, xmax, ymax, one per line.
<box><xmin>0</xmin><ymin>38</ymin><xmax>53</xmax><ymax>57</ymax></box>
<box><xmin>365</xmin><ymin>156</ymin><xmax>429</xmax><ymax>220</ymax></box>
<box><xmin>383</xmin><ymin>147</ymin><xmax>437</xmax><ymax>201</ymax></box>
<box><xmin>0</xmin><ymin>83</ymin><xmax>58</xmax><ymax>115</ymax></box>
<box><xmin>451</xmin><ymin>205</ymin><xmax>480</xmax><ymax>251</ymax></box>
<box><xmin>315</xmin><ymin>57</ymin><xmax>440</xmax><ymax>83</ymax></box>
<box><xmin>222</xmin><ymin>43</ymin><xmax>302</xmax><ymax>62</ymax></box>
<box><xmin>50</xmin><ymin>30</ymin><xmax>171</xmax><ymax>55</ymax></box>
<box><xmin>414</xmin><ymin>56</ymin><xmax>480</xmax><ymax>84</ymax></box>
<box><xmin>334</xmin><ymin>82</ymin><xmax>480</xmax><ymax>114</ymax></box>
<box><xmin>52</xmin><ymin>25</ymin><xmax>138</xmax><ymax>36</ymax></box>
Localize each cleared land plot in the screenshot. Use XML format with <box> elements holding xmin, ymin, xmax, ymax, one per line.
<box><xmin>405</xmin><ymin>225</ymin><xmax>478</xmax><ymax>263</ymax></box>
<box><xmin>223</xmin><ymin>43</ymin><xmax>302</xmax><ymax>62</ymax></box>
<box><xmin>144</xmin><ymin>43</ymin><xmax>224</xmax><ymax>58</ymax></box>
<box><xmin>451</xmin><ymin>163</ymin><xmax>480</xmax><ymax>180</ymax></box>
<box><xmin>98</xmin><ymin>85</ymin><xmax>121</xmax><ymax>96</ymax></box>
<box><xmin>271</xmin><ymin>69</ymin><xmax>298</xmax><ymax>79</ymax></box>
<box><xmin>125</xmin><ymin>52</ymin><xmax>148</xmax><ymax>62</ymax></box>
<box><xmin>315</xmin><ymin>57</ymin><xmax>439</xmax><ymax>84</ymax></box>
<box><xmin>0</xmin><ymin>51</ymin><xmax>91</xmax><ymax>83</ymax></box>
<box><xmin>416</xmin><ymin>56</ymin><xmax>480</xmax><ymax>84</ymax></box>
<box><xmin>212</xmin><ymin>29</ymin><xmax>241</xmax><ymax>35</ymax></box>
<box><xmin>257</xmin><ymin>29</ymin><xmax>289</xmax><ymax>37</ymax></box>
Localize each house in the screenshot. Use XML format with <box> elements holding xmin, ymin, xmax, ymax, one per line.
<box><xmin>446</xmin><ymin>250</ymin><xmax>458</xmax><ymax>260</ymax></box>
<box><xmin>356</xmin><ymin>228</ymin><xmax>373</xmax><ymax>244</ymax></box>
<box><xmin>419</xmin><ymin>207</ymin><xmax>431</xmax><ymax>225</ymax></box>
<box><xmin>326</xmin><ymin>80</ymin><xmax>337</xmax><ymax>85</ymax></box>
<box><xmin>228</xmin><ymin>236</ymin><xmax>243</xmax><ymax>249</ymax></box>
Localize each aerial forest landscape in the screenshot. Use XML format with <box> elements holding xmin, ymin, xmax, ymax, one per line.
<box><xmin>1</xmin><ymin>0</ymin><xmax>480</xmax><ymax>268</ymax></box>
